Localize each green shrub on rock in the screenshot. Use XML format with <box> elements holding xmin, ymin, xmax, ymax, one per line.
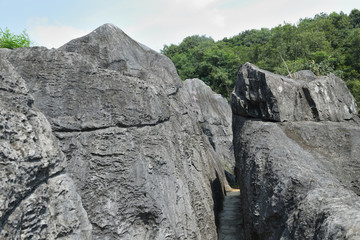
<box><xmin>0</xmin><ymin>28</ymin><xmax>31</xmax><ymax>49</ymax></box>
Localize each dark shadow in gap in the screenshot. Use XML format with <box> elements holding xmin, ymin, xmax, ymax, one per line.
<box><xmin>210</xmin><ymin>171</ymin><xmax>225</xmax><ymax>232</ymax></box>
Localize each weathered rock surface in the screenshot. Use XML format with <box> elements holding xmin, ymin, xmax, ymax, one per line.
<box><xmin>183</xmin><ymin>79</ymin><xmax>235</xmax><ymax>187</ymax></box>
<box><xmin>1</xmin><ymin>24</ymin><xmax>227</xmax><ymax>239</ymax></box>
<box><xmin>231</xmin><ymin>63</ymin><xmax>360</xmax><ymax>239</ymax></box>
<box><xmin>0</xmin><ymin>55</ymin><xmax>92</xmax><ymax>239</ymax></box>
<box><xmin>231</xmin><ymin>62</ymin><xmax>358</xmax><ymax>122</ymax></box>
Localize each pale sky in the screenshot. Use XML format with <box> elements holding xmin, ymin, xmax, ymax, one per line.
<box><xmin>0</xmin><ymin>0</ymin><xmax>358</xmax><ymax>51</ymax></box>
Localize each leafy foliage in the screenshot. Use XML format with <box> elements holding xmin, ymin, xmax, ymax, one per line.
<box><xmin>162</xmin><ymin>9</ymin><xmax>360</xmax><ymax>110</ymax></box>
<box><xmin>0</xmin><ymin>28</ymin><xmax>31</xmax><ymax>49</ymax></box>
<box><xmin>163</xmin><ymin>35</ymin><xmax>242</xmax><ymax>96</ymax></box>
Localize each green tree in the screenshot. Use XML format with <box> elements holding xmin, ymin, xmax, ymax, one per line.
<box><xmin>343</xmin><ymin>28</ymin><xmax>360</xmax><ymax>72</ymax></box>
<box><xmin>0</xmin><ymin>28</ymin><xmax>31</xmax><ymax>49</ymax></box>
<box><xmin>349</xmin><ymin>9</ymin><xmax>360</xmax><ymax>28</ymax></box>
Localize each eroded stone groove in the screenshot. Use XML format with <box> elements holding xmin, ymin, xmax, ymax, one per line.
<box><xmin>53</xmin><ymin>117</ymin><xmax>171</xmax><ymax>133</ymax></box>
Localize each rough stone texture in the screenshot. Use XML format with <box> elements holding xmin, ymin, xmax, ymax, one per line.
<box><xmin>231</xmin><ymin>63</ymin><xmax>360</xmax><ymax>239</ymax></box>
<box><xmin>291</xmin><ymin>70</ymin><xmax>317</xmax><ymax>81</ymax></box>
<box><xmin>231</xmin><ymin>62</ymin><xmax>358</xmax><ymax>122</ymax></box>
<box><xmin>58</xmin><ymin>24</ymin><xmax>179</xmax><ymax>97</ymax></box>
<box><xmin>0</xmin><ymin>55</ymin><xmax>92</xmax><ymax>239</ymax></box>
<box><xmin>1</xmin><ymin>24</ymin><xmax>226</xmax><ymax>239</ymax></box>
<box><xmin>183</xmin><ymin>79</ymin><xmax>235</xmax><ymax>187</ymax></box>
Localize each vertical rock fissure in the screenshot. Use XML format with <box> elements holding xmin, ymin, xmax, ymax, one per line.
<box><xmin>210</xmin><ymin>172</ymin><xmax>224</xmax><ymax>232</ymax></box>
<box><xmin>302</xmin><ymin>87</ymin><xmax>320</xmax><ymax>121</ymax></box>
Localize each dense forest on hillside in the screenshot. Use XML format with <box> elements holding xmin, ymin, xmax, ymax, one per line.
<box><xmin>161</xmin><ymin>9</ymin><xmax>360</xmax><ymax>111</ymax></box>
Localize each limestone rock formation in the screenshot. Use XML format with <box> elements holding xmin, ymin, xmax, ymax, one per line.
<box><xmin>183</xmin><ymin>79</ymin><xmax>235</xmax><ymax>187</ymax></box>
<box><xmin>1</xmin><ymin>24</ymin><xmax>226</xmax><ymax>239</ymax></box>
<box><xmin>231</xmin><ymin>63</ymin><xmax>360</xmax><ymax>239</ymax></box>
<box><xmin>231</xmin><ymin>62</ymin><xmax>358</xmax><ymax>122</ymax></box>
<box><xmin>0</xmin><ymin>54</ymin><xmax>92</xmax><ymax>239</ymax></box>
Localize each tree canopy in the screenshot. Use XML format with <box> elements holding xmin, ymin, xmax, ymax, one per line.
<box><xmin>161</xmin><ymin>9</ymin><xmax>360</xmax><ymax>111</ymax></box>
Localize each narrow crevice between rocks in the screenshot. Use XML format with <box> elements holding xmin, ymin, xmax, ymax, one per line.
<box><xmin>211</xmin><ymin>171</ymin><xmax>224</xmax><ymax>232</ymax></box>
<box><xmin>0</xmin><ymin>169</ymin><xmax>65</xmax><ymax>233</ymax></box>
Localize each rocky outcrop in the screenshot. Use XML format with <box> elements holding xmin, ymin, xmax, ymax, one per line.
<box><xmin>1</xmin><ymin>24</ymin><xmax>226</xmax><ymax>239</ymax></box>
<box><xmin>0</xmin><ymin>54</ymin><xmax>92</xmax><ymax>239</ymax></box>
<box><xmin>183</xmin><ymin>79</ymin><xmax>235</xmax><ymax>187</ymax></box>
<box><xmin>231</xmin><ymin>63</ymin><xmax>360</xmax><ymax>239</ymax></box>
<box><xmin>231</xmin><ymin>62</ymin><xmax>358</xmax><ymax>122</ymax></box>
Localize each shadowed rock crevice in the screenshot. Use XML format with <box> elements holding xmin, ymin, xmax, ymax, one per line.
<box><xmin>302</xmin><ymin>87</ymin><xmax>320</xmax><ymax>121</ymax></box>
<box><xmin>210</xmin><ymin>171</ymin><xmax>224</xmax><ymax>230</ymax></box>
<box><xmin>201</xmin><ymin>126</ymin><xmax>216</xmax><ymax>151</ymax></box>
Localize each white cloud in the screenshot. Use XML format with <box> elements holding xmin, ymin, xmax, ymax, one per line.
<box><xmin>29</xmin><ymin>23</ymin><xmax>90</xmax><ymax>49</ymax></box>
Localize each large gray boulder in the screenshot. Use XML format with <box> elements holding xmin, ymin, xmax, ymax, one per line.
<box><xmin>231</xmin><ymin>62</ymin><xmax>358</xmax><ymax>122</ymax></box>
<box><xmin>231</xmin><ymin>63</ymin><xmax>360</xmax><ymax>239</ymax></box>
<box><xmin>1</xmin><ymin>24</ymin><xmax>226</xmax><ymax>239</ymax></box>
<box><xmin>183</xmin><ymin>79</ymin><xmax>235</xmax><ymax>187</ymax></box>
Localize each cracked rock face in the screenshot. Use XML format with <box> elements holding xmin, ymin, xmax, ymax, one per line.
<box><xmin>231</xmin><ymin>63</ymin><xmax>360</xmax><ymax>239</ymax></box>
<box><xmin>1</xmin><ymin>24</ymin><xmax>226</xmax><ymax>239</ymax></box>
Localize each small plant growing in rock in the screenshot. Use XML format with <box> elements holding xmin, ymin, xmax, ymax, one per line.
<box><xmin>0</xmin><ymin>28</ymin><xmax>31</xmax><ymax>49</ymax></box>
